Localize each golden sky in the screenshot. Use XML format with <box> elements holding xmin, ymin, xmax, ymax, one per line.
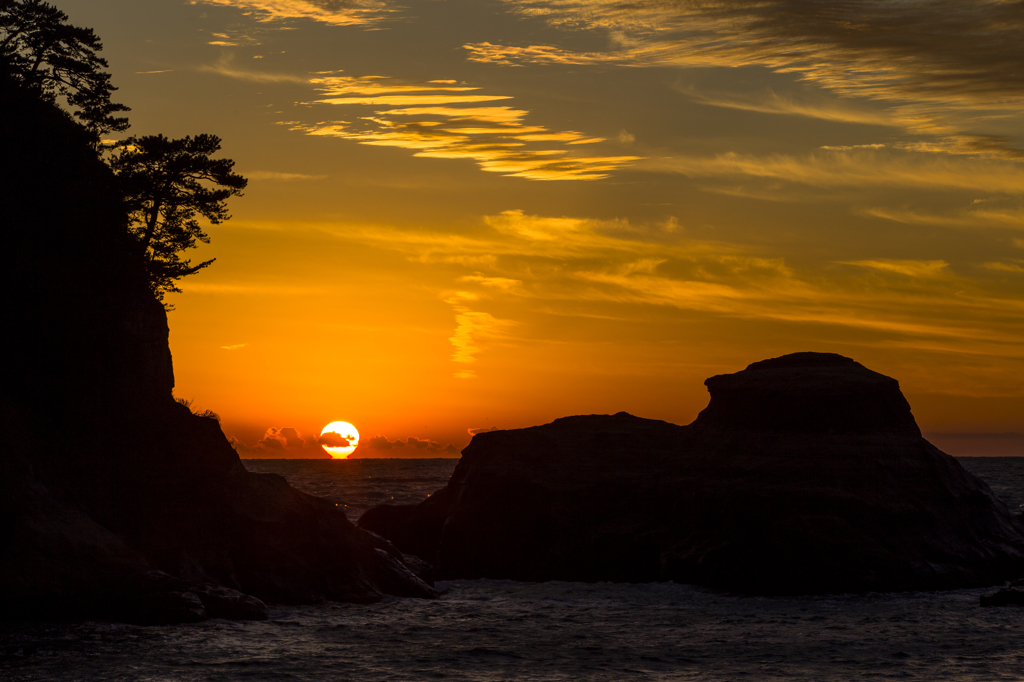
<box><xmin>63</xmin><ymin>0</ymin><xmax>1024</xmax><ymax>456</ymax></box>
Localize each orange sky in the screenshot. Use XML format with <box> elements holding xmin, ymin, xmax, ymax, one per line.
<box><xmin>59</xmin><ymin>0</ymin><xmax>1024</xmax><ymax>457</ymax></box>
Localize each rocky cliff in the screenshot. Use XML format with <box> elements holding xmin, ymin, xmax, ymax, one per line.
<box><xmin>0</xmin><ymin>74</ymin><xmax>434</xmax><ymax>624</ymax></box>
<box><xmin>360</xmin><ymin>353</ymin><xmax>1024</xmax><ymax>594</ymax></box>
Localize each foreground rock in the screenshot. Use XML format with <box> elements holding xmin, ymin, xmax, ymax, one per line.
<box><xmin>980</xmin><ymin>577</ymin><xmax>1024</xmax><ymax>606</ymax></box>
<box><xmin>0</xmin><ymin>75</ymin><xmax>434</xmax><ymax>625</ymax></box>
<box><xmin>361</xmin><ymin>353</ymin><xmax>1024</xmax><ymax>594</ymax></box>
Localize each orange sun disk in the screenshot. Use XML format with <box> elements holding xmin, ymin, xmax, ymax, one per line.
<box><xmin>321</xmin><ymin>421</ymin><xmax>359</xmax><ymax>459</ymax></box>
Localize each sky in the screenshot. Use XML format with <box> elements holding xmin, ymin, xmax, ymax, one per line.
<box><xmin>57</xmin><ymin>0</ymin><xmax>1024</xmax><ymax>457</ymax></box>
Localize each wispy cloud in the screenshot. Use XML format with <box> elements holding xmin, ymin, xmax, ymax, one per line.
<box><xmin>444</xmin><ymin>291</ymin><xmax>514</xmax><ymax>379</ymax></box>
<box><xmin>458</xmin><ymin>275</ymin><xmax>524</xmax><ymax>292</ymax></box>
<box><xmin>200</xmin><ymin>56</ymin><xmax>310</xmax><ymax>83</ymax></box>
<box><xmin>983</xmin><ymin>261</ymin><xmax>1024</xmax><ymax>274</ymax></box>
<box><xmin>841</xmin><ymin>260</ymin><xmax>950</xmax><ymax>278</ymax></box>
<box><xmin>673</xmin><ymin>83</ymin><xmax>895</xmax><ymax>127</ymax></box>
<box><xmin>862</xmin><ymin>206</ymin><xmax>1024</xmax><ymax>230</ymax></box>
<box><xmin>220</xmin><ymin>343</ymin><xmax>249</xmax><ymax>350</ymax></box>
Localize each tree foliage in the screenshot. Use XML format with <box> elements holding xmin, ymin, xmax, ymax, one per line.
<box><xmin>0</xmin><ymin>0</ymin><xmax>128</xmax><ymax>139</ymax></box>
<box><xmin>3</xmin><ymin>1</ymin><xmax>245</xmax><ymax>305</ymax></box>
<box><xmin>109</xmin><ymin>134</ymin><xmax>248</xmax><ymax>300</ymax></box>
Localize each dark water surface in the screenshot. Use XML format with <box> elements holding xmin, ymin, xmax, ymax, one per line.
<box><xmin>241</xmin><ymin>458</ymin><xmax>458</xmax><ymax>522</ymax></box>
<box><xmin>3</xmin><ymin>457</ymin><xmax>1023</xmax><ymax>681</ymax></box>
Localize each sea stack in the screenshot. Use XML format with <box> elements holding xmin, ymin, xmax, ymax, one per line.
<box><xmin>360</xmin><ymin>353</ymin><xmax>1024</xmax><ymax>594</ymax></box>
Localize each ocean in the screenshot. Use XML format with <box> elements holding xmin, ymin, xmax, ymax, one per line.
<box><xmin>3</xmin><ymin>457</ymin><xmax>1024</xmax><ymax>681</ymax></box>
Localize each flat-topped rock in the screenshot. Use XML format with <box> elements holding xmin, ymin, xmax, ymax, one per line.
<box><xmin>360</xmin><ymin>353</ymin><xmax>1024</xmax><ymax>594</ymax></box>
<box><xmin>697</xmin><ymin>352</ymin><xmax>919</xmax><ymax>434</ymax></box>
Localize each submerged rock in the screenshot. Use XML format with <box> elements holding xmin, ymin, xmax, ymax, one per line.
<box><xmin>980</xmin><ymin>586</ymin><xmax>1024</xmax><ymax>607</ymax></box>
<box><xmin>361</xmin><ymin>353</ymin><xmax>1024</xmax><ymax>594</ymax></box>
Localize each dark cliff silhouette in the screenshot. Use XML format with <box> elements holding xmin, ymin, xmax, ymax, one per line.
<box><xmin>0</xmin><ymin>74</ymin><xmax>435</xmax><ymax>624</ymax></box>
<box><xmin>360</xmin><ymin>353</ymin><xmax>1024</xmax><ymax>594</ymax></box>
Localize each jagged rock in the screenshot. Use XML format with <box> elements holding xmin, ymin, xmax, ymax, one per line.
<box><xmin>361</xmin><ymin>353</ymin><xmax>1024</xmax><ymax>594</ymax></box>
<box><xmin>132</xmin><ymin>592</ymin><xmax>207</xmax><ymax>626</ymax></box>
<box><xmin>371</xmin><ymin>550</ymin><xmax>437</xmax><ymax>599</ymax></box>
<box><xmin>360</xmin><ymin>529</ymin><xmax>437</xmax><ymax>587</ymax></box>
<box><xmin>192</xmin><ymin>585</ymin><xmax>269</xmax><ymax>620</ymax></box>
<box><xmin>0</xmin><ymin>74</ymin><xmax>434</xmax><ymax>623</ymax></box>
<box><xmin>398</xmin><ymin>554</ymin><xmax>436</xmax><ymax>586</ymax></box>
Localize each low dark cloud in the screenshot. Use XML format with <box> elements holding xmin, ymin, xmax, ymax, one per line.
<box><xmin>365</xmin><ymin>435</ymin><xmax>397</xmax><ymax>450</ymax></box>
<box><xmin>259</xmin><ymin>426</ymin><xmax>305</xmax><ymax>449</ymax></box>
<box><xmin>231</xmin><ymin>427</ymin><xmax>460</xmax><ymax>459</ymax></box>
<box><xmin>362</xmin><ymin>435</ymin><xmax>460</xmax><ymax>457</ymax></box>
<box><xmin>233</xmin><ymin>426</ymin><xmax>329</xmax><ymax>459</ymax></box>
<box><xmin>468</xmin><ymin>426</ymin><xmax>499</xmax><ymax>436</ymax></box>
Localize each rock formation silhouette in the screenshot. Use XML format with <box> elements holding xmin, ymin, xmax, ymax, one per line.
<box><xmin>361</xmin><ymin>353</ymin><xmax>1024</xmax><ymax>594</ymax></box>
<box><xmin>0</xmin><ymin>73</ymin><xmax>434</xmax><ymax>624</ymax></box>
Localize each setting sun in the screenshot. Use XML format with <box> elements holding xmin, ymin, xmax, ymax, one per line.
<box><xmin>320</xmin><ymin>421</ymin><xmax>360</xmax><ymax>459</ymax></box>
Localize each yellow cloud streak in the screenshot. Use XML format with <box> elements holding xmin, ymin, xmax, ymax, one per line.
<box><xmin>386</xmin><ymin>107</ymin><xmax>530</xmax><ymax>124</ymax></box>
<box><xmin>310</xmin><ymin>76</ymin><xmax>481</xmax><ymax>96</ymax></box>
<box><xmin>280</xmin><ymin>74</ymin><xmax>640</xmax><ymax>180</ymax></box>
<box><xmin>193</xmin><ymin>0</ymin><xmax>391</xmax><ymax>26</ymax></box>
<box><xmin>315</xmin><ymin>95</ymin><xmax>513</xmax><ymax>106</ymax></box>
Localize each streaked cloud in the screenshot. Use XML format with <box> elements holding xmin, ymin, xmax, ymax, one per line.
<box><xmin>192</xmin><ymin>0</ymin><xmax>392</xmax><ymax>27</ymax></box>
<box><xmin>286</xmin><ymin>75</ymin><xmax>638</xmax><ymax>180</ymax></box>
<box><xmin>220</xmin><ymin>343</ymin><xmax>249</xmax><ymax>350</ymax></box>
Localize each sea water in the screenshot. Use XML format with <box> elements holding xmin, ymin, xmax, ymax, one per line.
<box><xmin>3</xmin><ymin>457</ymin><xmax>1023</xmax><ymax>681</ymax></box>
